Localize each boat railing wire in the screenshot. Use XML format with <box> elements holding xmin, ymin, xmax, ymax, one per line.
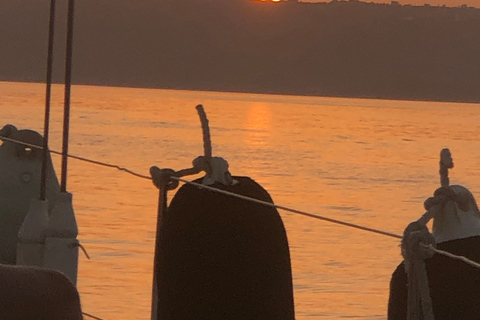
<box><xmin>0</xmin><ymin>135</ymin><xmax>403</xmax><ymax>239</ymax></box>
<box><xmin>3</xmin><ymin>134</ymin><xmax>480</xmax><ymax>320</ymax></box>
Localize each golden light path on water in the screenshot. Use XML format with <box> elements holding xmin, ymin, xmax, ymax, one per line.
<box><xmin>2</xmin><ymin>81</ymin><xmax>480</xmax><ymax>319</ymax></box>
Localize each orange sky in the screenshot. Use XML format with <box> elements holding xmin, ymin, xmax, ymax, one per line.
<box><xmin>304</xmin><ymin>0</ymin><xmax>480</xmax><ymax>8</ymax></box>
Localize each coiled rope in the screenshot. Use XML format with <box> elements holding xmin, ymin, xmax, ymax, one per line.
<box><xmin>402</xmin><ymin>221</ymin><xmax>435</xmax><ymax>320</ymax></box>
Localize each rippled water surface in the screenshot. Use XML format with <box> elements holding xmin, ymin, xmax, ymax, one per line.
<box><xmin>2</xmin><ymin>81</ymin><xmax>480</xmax><ymax>319</ymax></box>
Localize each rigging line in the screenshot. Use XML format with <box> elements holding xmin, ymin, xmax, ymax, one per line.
<box><xmin>0</xmin><ymin>135</ymin><xmax>401</xmax><ymax>239</ymax></box>
<box><xmin>425</xmin><ymin>244</ymin><xmax>480</xmax><ymax>270</ymax></box>
<box><xmin>0</xmin><ymin>135</ymin><xmax>151</xmax><ymax>180</ymax></box>
<box><xmin>172</xmin><ymin>176</ymin><xmax>403</xmax><ymax>240</ymax></box>
<box><xmin>82</xmin><ymin>312</ymin><xmax>106</xmax><ymax>320</ymax></box>
<box><xmin>55</xmin><ymin>151</ymin><xmax>151</xmax><ymax>180</ymax></box>
<box><xmin>41</xmin><ymin>0</ymin><xmax>57</xmax><ymax>201</ymax></box>
<box><xmin>60</xmin><ymin>0</ymin><xmax>76</xmax><ymax>193</ymax></box>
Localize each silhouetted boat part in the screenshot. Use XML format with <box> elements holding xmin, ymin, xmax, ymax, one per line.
<box><xmin>0</xmin><ymin>264</ymin><xmax>82</xmax><ymax>320</ymax></box>
<box><xmin>0</xmin><ymin>125</ymin><xmax>60</xmax><ymax>265</ymax></box>
<box><xmin>0</xmin><ymin>1</ymin><xmax>80</xmax><ymax>319</ymax></box>
<box><xmin>147</xmin><ymin>105</ymin><xmax>295</xmax><ymax>319</ymax></box>
<box><xmin>388</xmin><ymin>151</ymin><xmax>480</xmax><ymax>320</ymax></box>
<box><xmin>0</xmin><ymin>124</ymin><xmax>81</xmax><ymax>320</ymax></box>
<box><xmin>152</xmin><ymin>175</ymin><xmax>295</xmax><ymax>319</ymax></box>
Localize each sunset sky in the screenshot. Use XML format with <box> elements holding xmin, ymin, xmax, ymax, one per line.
<box><xmin>303</xmin><ymin>0</ymin><xmax>479</xmax><ymax>8</ymax></box>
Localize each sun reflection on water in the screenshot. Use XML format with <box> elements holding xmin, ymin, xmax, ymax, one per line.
<box><xmin>244</xmin><ymin>103</ymin><xmax>272</xmax><ymax>147</ymax></box>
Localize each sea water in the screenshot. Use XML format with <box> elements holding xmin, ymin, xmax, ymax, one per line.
<box><xmin>2</xmin><ymin>81</ymin><xmax>480</xmax><ymax>319</ymax></box>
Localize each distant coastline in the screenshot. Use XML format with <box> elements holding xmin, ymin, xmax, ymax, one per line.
<box><xmin>1</xmin><ymin>0</ymin><xmax>480</xmax><ymax>103</ymax></box>
<box><xmin>7</xmin><ymin>79</ymin><xmax>477</xmax><ymax>106</ymax></box>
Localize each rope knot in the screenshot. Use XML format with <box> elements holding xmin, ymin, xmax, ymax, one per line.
<box><xmin>150</xmin><ymin>167</ymin><xmax>179</xmax><ymax>190</ymax></box>
<box><xmin>424</xmin><ymin>186</ymin><xmax>471</xmax><ymax>213</ymax></box>
<box><xmin>402</xmin><ymin>222</ymin><xmax>436</xmax><ymax>265</ymax></box>
<box><xmin>193</xmin><ymin>156</ymin><xmax>234</xmax><ymax>186</ymax></box>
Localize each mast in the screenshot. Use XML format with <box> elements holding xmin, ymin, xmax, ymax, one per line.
<box><xmin>40</xmin><ymin>0</ymin><xmax>57</xmax><ymax>200</ymax></box>
<box><xmin>61</xmin><ymin>0</ymin><xmax>75</xmax><ymax>192</ymax></box>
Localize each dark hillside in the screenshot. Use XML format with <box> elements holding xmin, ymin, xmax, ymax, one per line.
<box><xmin>1</xmin><ymin>0</ymin><xmax>479</xmax><ymax>102</ymax></box>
